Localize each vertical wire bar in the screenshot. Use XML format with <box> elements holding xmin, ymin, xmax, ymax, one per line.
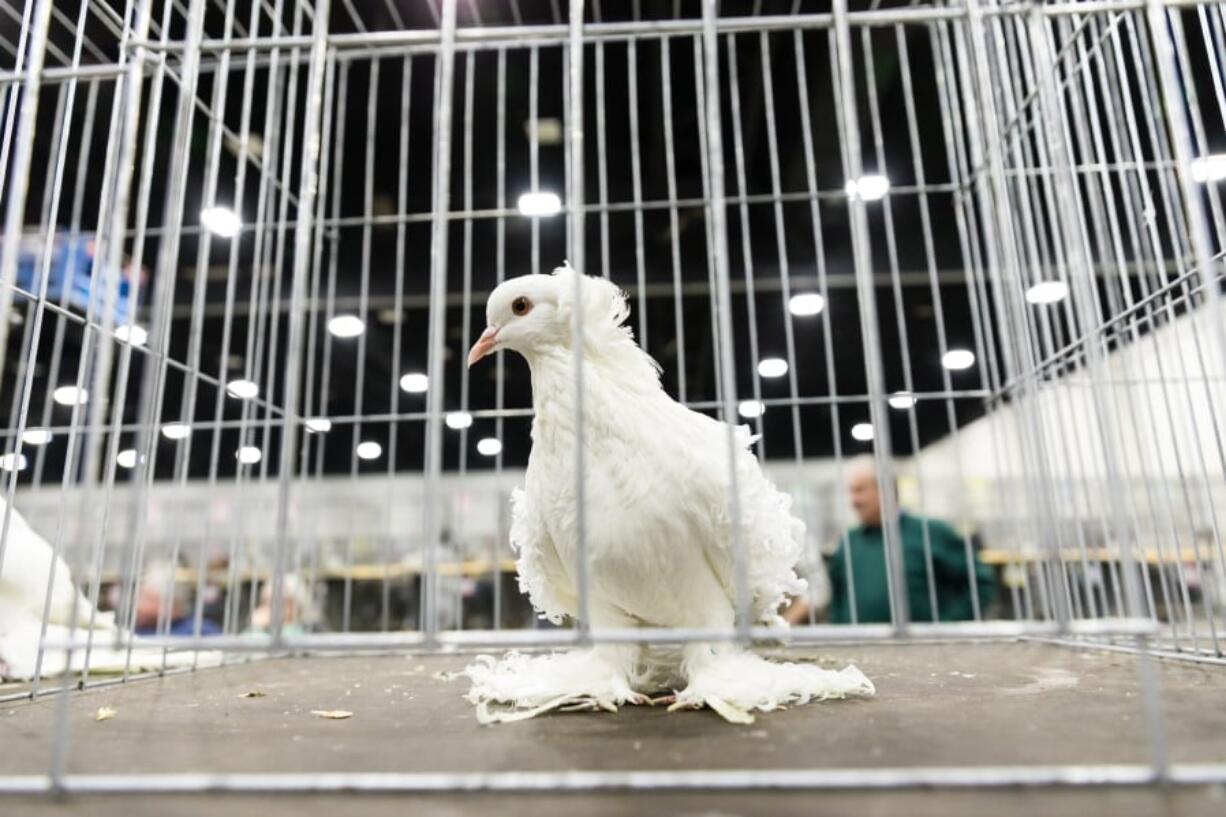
<box><xmin>795</xmin><ymin>29</ymin><xmax>856</xmax><ymax>623</ymax></box>
<box><xmin>384</xmin><ymin>53</ymin><xmax>412</xmax><ymax>633</ymax></box>
<box><xmin>269</xmin><ymin>0</ymin><xmax>331</xmax><ymax>638</ymax></box>
<box><xmin>627</xmin><ymin>35</ymin><xmax>647</xmax><ymax>348</ymax></box>
<box><xmin>725</xmin><ymin>36</ymin><xmax>765</xmax><ymax>448</ymax></box>
<box><xmin>0</xmin><ymin>0</ymin><xmax>34</xmax><ymax>210</ymax></box>
<box><xmin>759</xmin><ymin>31</ymin><xmax>804</xmax><ymax>469</ymax></box>
<box><xmin>694</xmin><ymin>33</ymin><xmax>723</xmax><ymax>406</ymax></box>
<box><xmin>567</xmin><ymin>0</ymin><xmax>590</xmax><ymax>634</ymax></box>
<box><xmin>210</xmin><ymin>0</ymin><xmax>275</xmax><ymax>642</ymax></box>
<box><xmin>529</xmin><ymin>45</ymin><xmax>539</xmax><ymax>273</ymax></box>
<box><xmin>863</xmin><ymin>25</ymin><xmax>940</xmax><ymax>620</ymax></box>
<box><xmin>492</xmin><ymin>45</ymin><xmax>507</xmax><ymax>630</ymax></box>
<box><xmin>832</xmin><ymin>0</ymin><xmax>908</xmax><ymax>628</ymax></box>
<box><xmin>0</xmin><ymin>0</ymin><xmax>52</xmax><ymax>405</ymax></box>
<box><xmin>660</xmin><ymin>36</ymin><xmax>687</xmax><ymax>402</ymax></box>
<box><xmin>456</xmin><ymin>48</ymin><xmax>476</xmax><ymax>632</ymax></box>
<box><xmin>595</xmin><ymin>39</ymin><xmax>609</xmax><ymax>279</ymax></box>
<box><xmin>161</xmin><ymin>0</ymin><xmax>240</xmax><ymax>663</ymax></box>
<box><xmin>421</xmin><ymin>0</ymin><xmax>458</xmax><ymax>642</ymax></box>
<box><xmin>344</xmin><ymin>54</ymin><xmax>378</xmax><ymax>632</ymax></box>
<box><xmin>700</xmin><ymin>0</ymin><xmax>749</xmax><ymax>638</ymax></box>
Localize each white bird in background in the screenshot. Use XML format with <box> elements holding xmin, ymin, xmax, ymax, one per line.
<box><xmin>463</xmin><ymin>264</ymin><xmax>874</xmax><ymax>723</ymax></box>
<box><xmin>0</xmin><ymin>496</ymin><xmax>215</xmax><ymax>680</ymax></box>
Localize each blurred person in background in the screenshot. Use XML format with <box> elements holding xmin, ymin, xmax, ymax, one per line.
<box><xmin>245</xmin><ymin>574</ymin><xmax>324</xmax><ymax>636</ymax></box>
<box><xmin>785</xmin><ymin>455</ymin><xmax>995</xmax><ymax>624</ymax></box>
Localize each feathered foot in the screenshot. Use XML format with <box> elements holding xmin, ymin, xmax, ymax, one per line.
<box><xmin>670</xmin><ymin>644</ymin><xmax>875</xmax><ymax>724</ymax></box>
<box><xmin>460</xmin><ymin>644</ymin><xmax>648</xmax><ymax>724</ymax></box>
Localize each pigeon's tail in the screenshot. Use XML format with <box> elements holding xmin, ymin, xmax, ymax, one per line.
<box><xmin>670</xmin><ymin>644</ymin><xmax>875</xmax><ymax>724</ymax></box>
<box><xmin>459</xmin><ymin>644</ymin><xmax>651</xmax><ymax>724</ymax></box>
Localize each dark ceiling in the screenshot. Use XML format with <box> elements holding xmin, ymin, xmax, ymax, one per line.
<box><xmin>1</xmin><ymin>0</ymin><xmax>1220</xmax><ymax>485</ymax></box>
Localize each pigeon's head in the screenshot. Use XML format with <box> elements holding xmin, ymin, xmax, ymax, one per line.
<box><xmin>467</xmin><ymin>263</ymin><xmax>642</xmax><ymax>369</ymax></box>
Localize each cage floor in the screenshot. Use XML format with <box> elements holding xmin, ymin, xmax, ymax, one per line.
<box><xmin>2</xmin><ymin>642</ymin><xmax>1225</xmax><ymax>816</ymax></box>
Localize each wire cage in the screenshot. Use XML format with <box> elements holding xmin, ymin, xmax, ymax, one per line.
<box><xmin>0</xmin><ymin>0</ymin><xmax>1225</xmax><ymax>797</ymax></box>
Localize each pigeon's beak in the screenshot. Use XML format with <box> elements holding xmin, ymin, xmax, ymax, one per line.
<box><xmin>467</xmin><ymin>326</ymin><xmax>500</xmax><ymax>368</ymax></box>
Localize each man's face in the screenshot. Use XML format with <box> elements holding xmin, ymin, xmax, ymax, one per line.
<box><xmin>847</xmin><ymin>470</ymin><xmax>882</xmax><ymax>526</ymax></box>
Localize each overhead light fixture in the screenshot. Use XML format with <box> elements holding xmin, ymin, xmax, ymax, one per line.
<box><xmin>1025</xmin><ymin>280</ymin><xmax>1069</xmax><ymax>304</ymax></box>
<box><xmin>226</xmin><ymin>378</ymin><xmax>259</xmax><ymax>400</ymax></box>
<box><xmin>328</xmin><ymin>315</ymin><xmax>365</xmax><ymax>339</ymax></box>
<box><xmin>20</xmin><ymin>428</ymin><xmax>52</xmax><ymax>446</ymax></box>
<box><xmin>851</xmin><ymin>422</ymin><xmax>874</xmax><ymax>442</ymax></box>
<box><xmin>737</xmin><ymin>400</ymin><xmax>765</xmax><ymax>419</ymax></box>
<box><xmin>888</xmin><ymin>392</ymin><xmax>917</xmax><ymax>410</ymax></box>
<box><xmin>114</xmin><ymin>324</ymin><xmax>148</xmax><ymax>347</ymax></box>
<box><xmin>1190</xmin><ymin>154</ymin><xmax>1226</xmax><ymax>183</ymax></box>
<box><xmin>236</xmin><ymin>446</ymin><xmax>262</xmax><ymax>465</ymax></box>
<box><xmin>305</xmin><ymin>418</ymin><xmax>332</xmax><ymax>433</ymax></box>
<box><xmin>941</xmin><ymin>349</ymin><xmax>976</xmax><ymax>371</ymax></box>
<box><xmin>476</xmin><ymin>437</ymin><xmax>503</xmax><ymax>457</ymax></box>
<box><xmin>201</xmin><ymin>206</ymin><xmax>242</xmax><ymax>238</ymax></box>
<box><xmin>161</xmin><ymin>422</ymin><xmax>191</xmax><ymax>440</ymax></box>
<box><xmin>0</xmin><ymin>452</ymin><xmax>28</xmax><ymax>472</ymax></box>
<box><xmin>517</xmin><ymin>192</ymin><xmax>562</xmax><ymax>217</ymax></box>
<box><xmin>844</xmin><ymin>174</ymin><xmax>890</xmax><ymax>201</ymax></box>
<box><xmin>116</xmin><ymin>449</ymin><xmax>140</xmax><ymax>469</ymax></box>
<box><xmin>757</xmin><ymin>358</ymin><xmax>788</xmax><ymax>379</ymax></box>
<box><xmin>356</xmin><ymin>441</ymin><xmax>382</xmax><ymax>460</ymax></box>
<box><xmin>399</xmin><ymin>372</ymin><xmax>429</xmax><ymax>394</ymax></box>
<box><xmin>445</xmin><ymin>412</ymin><xmax>473</xmax><ymax>430</ymax></box>
<box><xmin>52</xmin><ymin>386</ymin><xmax>88</xmax><ymax>406</ymax></box>
<box><xmin>788</xmin><ymin>292</ymin><xmax>825</xmax><ymax>317</ymax></box>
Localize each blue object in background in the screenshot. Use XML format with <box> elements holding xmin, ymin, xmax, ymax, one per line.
<box><xmin>12</xmin><ymin>232</ymin><xmax>134</xmax><ymax>326</ymax></box>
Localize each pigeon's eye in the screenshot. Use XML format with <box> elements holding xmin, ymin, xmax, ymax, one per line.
<box><xmin>511</xmin><ymin>296</ymin><xmax>532</xmax><ymax>317</ymax></box>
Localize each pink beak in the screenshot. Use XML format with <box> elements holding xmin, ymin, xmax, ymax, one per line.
<box><xmin>467</xmin><ymin>326</ymin><xmax>499</xmax><ymax>368</ymax></box>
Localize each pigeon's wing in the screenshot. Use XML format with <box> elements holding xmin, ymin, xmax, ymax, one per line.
<box><xmin>509</xmin><ymin>487</ymin><xmax>578</xmax><ymax>624</ymax></box>
<box><xmin>664</xmin><ymin>413</ymin><xmax>807</xmax><ymax>626</ymax></box>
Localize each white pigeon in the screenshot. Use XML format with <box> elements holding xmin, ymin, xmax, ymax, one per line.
<box><xmin>462</xmin><ymin>264</ymin><xmax>873</xmax><ymax>723</ymax></box>
<box><xmin>0</xmin><ymin>495</ymin><xmax>216</xmax><ymax>680</ymax></box>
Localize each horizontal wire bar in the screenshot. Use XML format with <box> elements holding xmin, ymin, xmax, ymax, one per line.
<box><xmin>2</xmin><ymin>763</ymin><xmax>1223</xmax><ymax>794</ymax></box>
<box><xmin>35</xmin><ymin>618</ymin><xmax>1161</xmax><ymax>654</ymax></box>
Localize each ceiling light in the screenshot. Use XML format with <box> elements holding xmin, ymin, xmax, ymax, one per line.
<box><xmin>1025</xmin><ymin>280</ymin><xmax>1069</xmax><ymax>304</ymax></box>
<box><xmin>305</xmin><ymin>418</ymin><xmax>332</xmax><ymax>433</ymax></box>
<box><xmin>20</xmin><ymin>428</ymin><xmax>52</xmax><ymax>446</ymax></box>
<box><xmin>844</xmin><ymin>174</ymin><xmax>890</xmax><ymax>201</ymax></box>
<box><xmin>236</xmin><ymin>446</ymin><xmax>262</xmax><ymax>465</ymax></box>
<box><xmin>0</xmin><ymin>452</ymin><xmax>27</xmax><ymax>472</ymax></box>
<box><xmin>399</xmin><ymin>373</ymin><xmax>429</xmax><ymax>394</ymax></box>
<box><xmin>201</xmin><ymin>206</ymin><xmax>242</xmax><ymax>238</ymax></box>
<box><xmin>517</xmin><ymin>192</ymin><xmax>562</xmax><ymax>217</ymax></box>
<box><xmin>1190</xmin><ymin>154</ymin><xmax>1226</xmax><ymax>183</ymax></box>
<box><xmin>52</xmin><ymin>386</ymin><xmax>88</xmax><ymax>406</ymax></box>
<box><xmin>888</xmin><ymin>392</ymin><xmax>916</xmax><ymax>410</ymax></box>
<box><xmin>226</xmin><ymin>378</ymin><xmax>259</xmax><ymax>400</ymax></box>
<box><xmin>327</xmin><ymin>315</ymin><xmax>365</xmax><ymax>339</ymax></box>
<box><xmin>445</xmin><ymin>411</ymin><xmax>473</xmax><ymax>430</ymax></box>
<box><xmin>161</xmin><ymin>422</ymin><xmax>191</xmax><ymax>440</ymax></box>
<box><xmin>356</xmin><ymin>441</ymin><xmax>382</xmax><ymax>460</ymax></box>
<box><xmin>116</xmin><ymin>449</ymin><xmax>139</xmax><ymax>469</ymax></box>
<box><xmin>851</xmin><ymin>422</ymin><xmax>874</xmax><ymax>441</ymax></box>
<box><xmin>476</xmin><ymin>437</ymin><xmax>503</xmax><ymax>457</ymax></box>
<box><xmin>737</xmin><ymin>400</ymin><xmax>765</xmax><ymax>419</ymax></box>
<box><xmin>788</xmin><ymin>292</ymin><xmax>825</xmax><ymax>317</ymax></box>
<box><xmin>114</xmin><ymin>324</ymin><xmax>148</xmax><ymax>347</ymax></box>
<box><xmin>941</xmin><ymin>349</ymin><xmax>976</xmax><ymax>371</ymax></box>
<box><xmin>757</xmin><ymin>358</ymin><xmax>788</xmax><ymax>378</ymax></box>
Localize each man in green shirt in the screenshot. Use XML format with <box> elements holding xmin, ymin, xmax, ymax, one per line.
<box><xmin>829</xmin><ymin>456</ymin><xmax>996</xmax><ymax>624</ymax></box>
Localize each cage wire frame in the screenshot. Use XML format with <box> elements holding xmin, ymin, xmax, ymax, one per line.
<box><xmin>0</xmin><ymin>0</ymin><xmax>1224</xmax><ymax>794</ymax></box>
